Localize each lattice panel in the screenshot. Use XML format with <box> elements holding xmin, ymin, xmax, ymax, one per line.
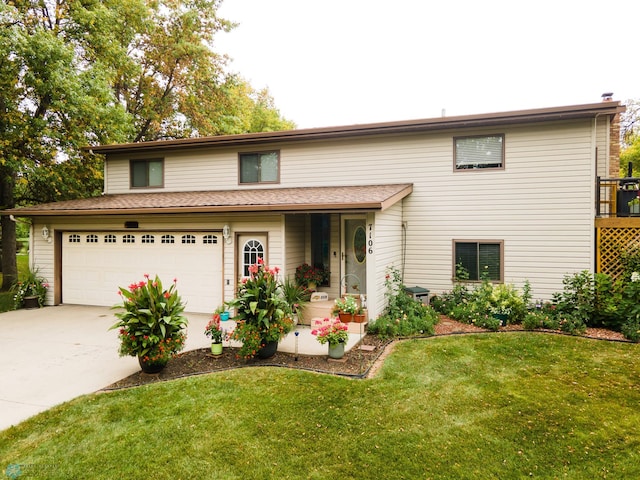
<box><xmin>597</xmin><ymin>227</ymin><xmax>640</xmax><ymax>279</ymax></box>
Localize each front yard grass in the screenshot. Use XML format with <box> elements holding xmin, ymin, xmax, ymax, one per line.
<box><xmin>1</xmin><ymin>333</ymin><xmax>639</xmax><ymax>479</ymax></box>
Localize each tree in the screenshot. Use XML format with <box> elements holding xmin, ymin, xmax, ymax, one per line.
<box><xmin>0</xmin><ymin>0</ymin><xmax>294</xmax><ymax>290</ymax></box>
<box><xmin>620</xmin><ymin>99</ymin><xmax>640</xmax><ymax>176</ymax></box>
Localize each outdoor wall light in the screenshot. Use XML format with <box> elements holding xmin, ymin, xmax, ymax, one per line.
<box><xmin>41</xmin><ymin>225</ymin><xmax>51</xmax><ymax>243</ymax></box>
<box><xmin>222</xmin><ymin>224</ymin><xmax>231</xmax><ymax>244</ymax></box>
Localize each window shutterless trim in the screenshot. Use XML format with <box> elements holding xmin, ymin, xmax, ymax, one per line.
<box><xmin>130</xmin><ymin>158</ymin><xmax>165</xmax><ymax>188</ymax></box>
<box><xmin>453</xmin><ymin>134</ymin><xmax>505</xmax><ymax>172</ymax></box>
<box><xmin>451</xmin><ymin>239</ymin><xmax>504</xmax><ymax>282</ymax></box>
<box><xmin>238</xmin><ymin>150</ymin><xmax>280</xmax><ymax>185</ymax></box>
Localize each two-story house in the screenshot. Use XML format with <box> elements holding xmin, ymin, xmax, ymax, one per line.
<box><xmin>7</xmin><ymin>100</ymin><xmax>625</xmax><ymax>319</ymax></box>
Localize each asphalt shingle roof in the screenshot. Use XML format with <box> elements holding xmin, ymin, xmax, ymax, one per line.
<box><xmin>7</xmin><ymin>184</ymin><xmax>413</xmax><ymax>216</ymax></box>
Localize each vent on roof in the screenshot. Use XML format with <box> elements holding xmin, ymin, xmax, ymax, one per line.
<box><xmin>124</xmin><ymin>221</ymin><xmax>139</xmax><ymax>229</ymax></box>
<box><xmin>601</xmin><ymin>92</ymin><xmax>614</xmax><ymax>102</ymax></box>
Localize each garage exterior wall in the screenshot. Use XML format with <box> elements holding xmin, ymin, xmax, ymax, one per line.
<box><xmin>32</xmin><ymin>214</ymin><xmax>284</xmax><ymax>313</ymax></box>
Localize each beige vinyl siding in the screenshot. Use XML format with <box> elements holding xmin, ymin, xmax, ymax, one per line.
<box><xmin>284</xmin><ymin>214</ymin><xmax>305</xmax><ymax>281</ymax></box>
<box><xmin>370</xmin><ymin>203</ymin><xmax>404</xmax><ymax>317</ymax></box>
<box><xmin>101</xmin><ymin>116</ymin><xmax>608</xmax><ymax>301</ymax></box>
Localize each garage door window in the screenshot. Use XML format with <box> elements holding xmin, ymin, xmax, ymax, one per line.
<box><xmin>162</xmin><ymin>235</ymin><xmax>175</xmax><ymax>244</ymax></box>
<box><xmin>87</xmin><ymin>234</ymin><xmax>98</xmax><ymax>243</ymax></box>
<box><xmin>182</xmin><ymin>235</ymin><xmax>196</xmax><ymax>244</ymax></box>
<box><xmin>123</xmin><ymin>234</ymin><xmax>135</xmax><ymax>244</ymax></box>
<box><xmin>105</xmin><ymin>234</ymin><xmax>116</xmax><ymax>243</ymax></box>
<box><xmin>69</xmin><ymin>234</ymin><xmax>80</xmax><ymax>243</ymax></box>
<box><xmin>203</xmin><ymin>235</ymin><xmax>218</xmax><ymax>244</ymax></box>
<box><xmin>142</xmin><ymin>234</ymin><xmax>155</xmax><ymax>244</ymax></box>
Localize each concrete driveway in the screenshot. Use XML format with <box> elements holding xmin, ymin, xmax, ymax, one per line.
<box><xmin>0</xmin><ymin>305</ymin><xmax>211</xmax><ymax>432</ymax></box>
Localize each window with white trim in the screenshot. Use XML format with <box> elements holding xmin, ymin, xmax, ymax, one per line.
<box><xmin>86</xmin><ymin>234</ymin><xmax>98</xmax><ymax>243</ymax></box>
<box><xmin>104</xmin><ymin>234</ymin><xmax>117</xmax><ymax>243</ymax></box>
<box><xmin>161</xmin><ymin>235</ymin><xmax>175</xmax><ymax>244</ymax></box>
<box><xmin>142</xmin><ymin>234</ymin><xmax>155</xmax><ymax>244</ymax></box>
<box><xmin>239</xmin><ymin>151</ymin><xmax>279</xmax><ymax>184</ymax></box>
<box><xmin>454</xmin><ymin>135</ymin><xmax>504</xmax><ymax>170</ymax></box>
<box><xmin>454</xmin><ymin>241</ymin><xmax>502</xmax><ymax>281</ymax></box>
<box><xmin>69</xmin><ymin>234</ymin><xmax>81</xmax><ymax>243</ymax></box>
<box><xmin>182</xmin><ymin>234</ymin><xmax>196</xmax><ymax>244</ymax></box>
<box><xmin>123</xmin><ymin>234</ymin><xmax>135</xmax><ymax>244</ymax></box>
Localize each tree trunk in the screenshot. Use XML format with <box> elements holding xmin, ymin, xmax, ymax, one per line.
<box><xmin>0</xmin><ymin>167</ymin><xmax>17</xmax><ymax>290</ymax></box>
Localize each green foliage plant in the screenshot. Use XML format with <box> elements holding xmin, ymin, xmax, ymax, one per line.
<box><xmin>281</xmin><ymin>276</ymin><xmax>310</xmax><ymax>317</ymax></box>
<box><xmin>11</xmin><ymin>268</ymin><xmax>48</xmax><ymax>309</ymax></box>
<box><xmin>620</xmin><ymin>272</ymin><xmax>640</xmax><ymax>342</ymax></box>
<box><xmin>368</xmin><ymin>266</ymin><xmax>437</xmax><ymax>339</ymax></box>
<box><xmin>110</xmin><ymin>274</ymin><xmax>188</xmax><ymax>366</ymax></box>
<box><xmin>227</xmin><ymin>258</ymin><xmax>294</xmax><ymax>358</ymax></box>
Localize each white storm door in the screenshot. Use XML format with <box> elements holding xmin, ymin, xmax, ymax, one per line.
<box><xmin>341</xmin><ymin>217</ymin><xmax>367</xmax><ymax>295</ymax></box>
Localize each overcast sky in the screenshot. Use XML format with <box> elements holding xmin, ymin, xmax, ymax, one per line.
<box><xmin>216</xmin><ymin>0</ymin><xmax>640</xmax><ymax>129</ymax></box>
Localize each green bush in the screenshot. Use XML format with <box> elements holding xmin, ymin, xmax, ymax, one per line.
<box><xmin>621</xmin><ymin>317</ymin><xmax>640</xmax><ymax>342</ymax></box>
<box><xmin>369</xmin><ymin>266</ymin><xmax>437</xmax><ymax>339</ymax></box>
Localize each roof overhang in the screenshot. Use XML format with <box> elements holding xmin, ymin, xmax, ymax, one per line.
<box><xmin>85</xmin><ymin>101</ymin><xmax>625</xmax><ymax>156</ymax></box>
<box><xmin>4</xmin><ymin>184</ymin><xmax>413</xmax><ymax>217</ymax></box>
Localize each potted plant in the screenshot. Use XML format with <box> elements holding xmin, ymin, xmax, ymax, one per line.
<box><xmin>205</xmin><ymin>313</ymin><xmax>226</xmax><ymax>355</ymax></box>
<box><xmin>227</xmin><ymin>258</ymin><xmax>294</xmax><ymax>359</ymax></box>
<box><xmin>311</xmin><ymin>317</ymin><xmax>349</xmax><ymax>359</ymax></box>
<box><xmin>281</xmin><ymin>276</ymin><xmax>310</xmax><ymax>324</ymax></box>
<box><xmin>294</xmin><ymin>263</ymin><xmax>329</xmax><ymax>290</ymax></box>
<box><xmin>110</xmin><ymin>274</ymin><xmax>188</xmax><ymax>373</ymax></box>
<box><xmin>11</xmin><ymin>269</ymin><xmax>49</xmax><ymax>309</ymax></box>
<box><xmin>333</xmin><ymin>295</ymin><xmax>359</xmax><ymax>323</ymax></box>
<box><xmin>629</xmin><ymin>195</ymin><xmax>640</xmax><ymax>214</ymax></box>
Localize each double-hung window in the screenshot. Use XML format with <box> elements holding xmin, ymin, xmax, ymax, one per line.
<box><xmin>131</xmin><ymin>159</ymin><xmax>163</xmax><ymax>188</ymax></box>
<box><xmin>454</xmin><ymin>240</ymin><xmax>503</xmax><ymax>281</ymax></box>
<box><xmin>239</xmin><ymin>151</ymin><xmax>279</xmax><ymax>184</ymax></box>
<box><xmin>454</xmin><ymin>134</ymin><xmax>504</xmax><ymax>170</ymax></box>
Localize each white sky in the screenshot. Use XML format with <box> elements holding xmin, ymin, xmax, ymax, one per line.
<box><xmin>216</xmin><ymin>0</ymin><xmax>640</xmax><ymax>129</ymax></box>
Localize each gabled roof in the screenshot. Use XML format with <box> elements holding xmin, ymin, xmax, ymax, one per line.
<box><xmin>7</xmin><ymin>184</ymin><xmax>413</xmax><ymax>216</ymax></box>
<box><xmin>87</xmin><ymin>101</ymin><xmax>624</xmax><ymax>155</ymax></box>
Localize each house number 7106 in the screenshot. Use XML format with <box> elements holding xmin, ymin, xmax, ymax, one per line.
<box><xmin>368</xmin><ymin>223</ymin><xmax>374</xmax><ymax>254</ymax></box>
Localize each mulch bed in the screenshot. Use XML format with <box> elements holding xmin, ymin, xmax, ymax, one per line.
<box><xmin>102</xmin><ymin>317</ymin><xmax>631</xmax><ymax>391</ymax></box>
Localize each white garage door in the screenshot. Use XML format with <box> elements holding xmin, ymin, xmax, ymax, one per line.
<box><xmin>62</xmin><ymin>231</ymin><xmax>223</xmax><ymax>313</ymax></box>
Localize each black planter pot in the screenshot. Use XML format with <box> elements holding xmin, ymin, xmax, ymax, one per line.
<box><xmin>23</xmin><ymin>296</ymin><xmax>40</xmax><ymax>309</ymax></box>
<box><xmin>256</xmin><ymin>340</ymin><xmax>278</xmax><ymax>359</ymax></box>
<box><xmin>138</xmin><ymin>356</ymin><xmax>168</xmax><ymax>373</ymax></box>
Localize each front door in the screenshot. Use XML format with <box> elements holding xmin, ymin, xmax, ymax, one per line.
<box><xmin>237</xmin><ymin>233</ymin><xmax>267</xmax><ymax>280</ymax></box>
<box><xmin>342</xmin><ymin>217</ymin><xmax>366</xmax><ymax>295</ymax></box>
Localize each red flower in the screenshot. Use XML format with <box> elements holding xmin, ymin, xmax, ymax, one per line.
<box><xmin>164</xmin><ymin>291</ymin><xmax>170</xmax><ymax>299</ymax></box>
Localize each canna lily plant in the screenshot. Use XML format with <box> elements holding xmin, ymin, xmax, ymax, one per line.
<box><xmin>110</xmin><ymin>274</ymin><xmax>188</xmax><ymax>371</ymax></box>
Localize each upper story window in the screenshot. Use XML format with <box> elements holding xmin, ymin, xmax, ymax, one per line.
<box><xmin>131</xmin><ymin>159</ymin><xmax>163</xmax><ymax>188</ymax></box>
<box><xmin>454</xmin><ymin>135</ymin><xmax>504</xmax><ymax>170</ymax></box>
<box><xmin>239</xmin><ymin>151</ymin><xmax>279</xmax><ymax>184</ymax></box>
<box><xmin>453</xmin><ymin>240</ymin><xmax>503</xmax><ymax>282</ymax></box>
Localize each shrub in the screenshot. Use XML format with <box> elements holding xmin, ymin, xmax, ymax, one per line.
<box><xmin>621</xmin><ymin>317</ymin><xmax>640</xmax><ymax>342</ymax></box>
<box><xmin>368</xmin><ymin>266</ymin><xmax>437</xmax><ymax>339</ymax></box>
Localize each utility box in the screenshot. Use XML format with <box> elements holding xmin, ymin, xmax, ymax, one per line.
<box><xmin>404</xmin><ymin>286</ymin><xmax>430</xmax><ymax>304</ymax></box>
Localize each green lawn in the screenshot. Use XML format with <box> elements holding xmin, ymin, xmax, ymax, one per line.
<box><xmin>1</xmin><ymin>334</ymin><xmax>639</xmax><ymax>479</ymax></box>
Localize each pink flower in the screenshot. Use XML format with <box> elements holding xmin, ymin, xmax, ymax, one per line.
<box><xmin>257</xmin><ymin>257</ymin><xmax>264</xmax><ymax>265</ymax></box>
<box><xmin>144</xmin><ymin>274</ymin><xmax>149</xmax><ymax>279</ymax></box>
